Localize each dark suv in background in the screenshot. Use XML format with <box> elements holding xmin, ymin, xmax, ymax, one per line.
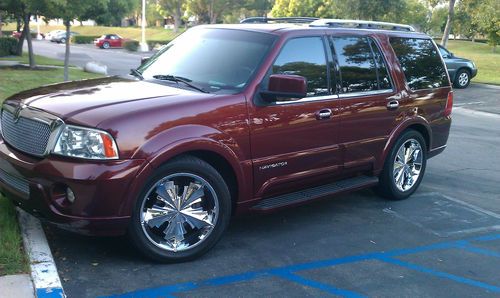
<box><xmin>0</xmin><ymin>18</ymin><xmax>452</xmax><ymax>262</ymax></box>
<box><xmin>437</xmin><ymin>44</ymin><xmax>477</xmax><ymax>88</ymax></box>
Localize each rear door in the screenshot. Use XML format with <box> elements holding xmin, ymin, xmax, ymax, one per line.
<box><xmin>249</xmin><ymin>36</ymin><xmax>341</xmax><ymax>198</ymax></box>
<box><xmin>329</xmin><ymin>35</ymin><xmax>400</xmax><ymax>173</ymax></box>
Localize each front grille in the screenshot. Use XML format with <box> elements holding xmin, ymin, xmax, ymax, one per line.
<box><xmin>0</xmin><ymin>168</ymin><xmax>30</xmax><ymax>195</ymax></box>
<box><xmin>1</xmin><ymin>109</ymin><xmax>52</xmax><ymax>157</ymax></box>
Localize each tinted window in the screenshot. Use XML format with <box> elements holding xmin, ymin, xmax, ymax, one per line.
<box><xmin>332</xmin><ymin>37</ymin><xmax>378</xmax><ymax>93</ymax></box>
<box><xmin>369</xmin><ymin>39</ymin><xmax>392</xmax><ymax>90</ymax></box>
<box><xmin>272</xmin><ymin>37</ymin><xmax>328</xmax><ymax>97</ymax></box>
<box><xmin>390</xmin><ymin>38</ymin><xmax>449</xmax><ymax>90</ymax></box>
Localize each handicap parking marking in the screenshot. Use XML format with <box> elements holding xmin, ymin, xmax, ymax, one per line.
<box><xmin>103</xmin><ymin>233</ymin><xmax>500</xmax><ymax>298</ymax></box>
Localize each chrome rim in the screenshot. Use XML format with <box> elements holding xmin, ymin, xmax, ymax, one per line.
<box><xmin>458</xmin><ymin>72</ymin><xmax>469</xmax><ymax>86</ymax></box>
<box><xmin>140</xmin><ymin>173</ymin><xmax>219</xmax><ymax>252</ymax></box>
<box><xmin>393</xmin><ymin>139</ymin><xmax>423</xmax><ymax>192</ymax></box>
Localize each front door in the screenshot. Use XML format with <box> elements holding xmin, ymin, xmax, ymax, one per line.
<box><xmin>248</xmin><ymin>36</ymin><xmax>341</xmax><ymax>198</ymax></box>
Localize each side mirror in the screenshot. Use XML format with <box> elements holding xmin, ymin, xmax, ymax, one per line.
<box><xmin>261</xmin><ymin>74</ymin><xmax>307</xmax><ymax>102</ymax></box>
<box><xmin>141</xmin><ymin>57</ymin><xmax>150</xmax><ymax>65</ymax></box>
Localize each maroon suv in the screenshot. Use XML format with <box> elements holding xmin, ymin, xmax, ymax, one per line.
<box><xmin>0</xmin><ymin>18</ymin><xmax>452</xmax><ymax>262</ymax></box>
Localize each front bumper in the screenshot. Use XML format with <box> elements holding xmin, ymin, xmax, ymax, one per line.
<box><xmin>0</xmin><ymin>139</ymin><xmax>145</xmax><ymax>236</ymax></box>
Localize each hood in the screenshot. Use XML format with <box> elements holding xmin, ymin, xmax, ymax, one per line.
<box><xmin>5</xmin><ymin>76</ymin><xmax>214</xmax><ymax>126</ymax></box>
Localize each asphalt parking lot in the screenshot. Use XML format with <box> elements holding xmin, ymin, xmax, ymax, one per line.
<box><xmin>45</xmin><ymin>84</ymin><xmax>500</xmax><ymax>298</ymax></box>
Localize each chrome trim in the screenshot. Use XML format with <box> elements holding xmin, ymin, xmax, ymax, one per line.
<box><xmin>338</xmin><ymin>89</ymin><xmax>393</xmax><ymax>99</ymax></box>
<box><xmin>274</xmin><ymin>94</ymin><xmax>339</xmax><ymax>105</ymax></box>
<box><xmin>393</xmin><ymin>138</ymin><xmax>423</xmax><ymax>192</ymax></box>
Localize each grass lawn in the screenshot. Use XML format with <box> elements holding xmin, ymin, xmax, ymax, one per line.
<box><xmin>3</xmin><ymin>23</ymin><xmax>182</xmax><ymax>41</ymax></box>
<box><xmin>445</xmin><ymin>40</ymin><xmax>500</xmax><ymax>85</ymax></box>
<box><xmin>0</xmin><ymin>62</ymin><xmax>103</xmax><ymax>276</ymax></box>
<box><xmin>0</xmin><ymin>53</ymin><xmax>66</xmax><ymax>66</ymax></box>
<box><xmin>0</xmin><ymin>196</ymin><xmax>28</xmax><ymax>275</ymax></box>
<box><xmin>0</xmin><ymin>65</ymin><xmax>101</xmax><ymax>101</ymax></box>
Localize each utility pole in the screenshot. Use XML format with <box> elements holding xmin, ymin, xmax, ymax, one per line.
<box><xmin>140</xmin><ymin>0</ymin><xmax>149</xmax><ymax>52</ymax></box>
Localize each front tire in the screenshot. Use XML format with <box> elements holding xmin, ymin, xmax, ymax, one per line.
<box><xmin>454</xmin><ymin>69</ymin><xmax>471</xmax><ymax>89</ymax></box>
<box><xmin>377</xmin><ymin>130</ymin><xmax>427</xmax><ymax>200</ymax></box>
<box><xmin>102</xmin><ymin>42</ymin><xmax>110</xmax><ymax>49</ymax></box>
<box><xmin>129</xmin><ymin>156</ymin><xmax>231</xmax><ymax>262</ymax></box>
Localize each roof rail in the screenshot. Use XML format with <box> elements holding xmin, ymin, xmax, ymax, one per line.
<box><xmin>240</xmin><ymin>17</ymin><xmax>319</xmax><ymax>24</ymax></box>
<box><xmin>310</xmin><ymin>19</ymin><xmax>415</xmax><ymax>32</ymax></box>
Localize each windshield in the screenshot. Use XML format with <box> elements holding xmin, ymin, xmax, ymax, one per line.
<box><xmin>138</xmin><ymin>28</ymin><xmax>277</xmax><ymax>94</ymax></box>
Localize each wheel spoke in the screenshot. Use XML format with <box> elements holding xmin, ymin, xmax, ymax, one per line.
<box><xmin>181</xmin><ymin>208</ymin><xmax>214</xmax><ymax>230</ymax></box>
<box><xmin>180</xmin><ymin>182</ymin><xmax>205</xmax><ymax>209</ymax></box>
<box><xmin>156</xmin><ymin>181</ymin><xmax>178</xmax><ymax>210</ymax></box>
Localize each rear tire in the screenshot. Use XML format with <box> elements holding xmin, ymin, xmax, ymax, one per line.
<box><xmin>453</xmin><ymin>69</ymin><xmax>471</xmax><ymax>89</ymax></box>
<box><xmin>129</xmin><ymin>156</ymin><xmax>231</xmax><ymax>262</ymax></box>
<box><xmin>103</xmin><ymin>42</ymin><xmax>110</xmax><ymax>49</ymax></box>
<box><xmin>377</xmin><ymin>130</ymin><xmax>427</xmax><ymax>200</ymax></box>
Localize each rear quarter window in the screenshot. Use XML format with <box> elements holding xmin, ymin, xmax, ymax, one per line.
<box><xmin>390</xmin><ymin>37</ymin><xmax>449</xmax><ymax>90</ymax></box>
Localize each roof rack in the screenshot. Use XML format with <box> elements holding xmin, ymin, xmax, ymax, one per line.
<box><xmin>240</xmin><ymin>17</ymin><xmax>319</xmax><ymax>24</ymax></box>
<box><xmin>310</xmin><ymin>19</ymin><xmax>416</xmax><ymax>32</ymax></box>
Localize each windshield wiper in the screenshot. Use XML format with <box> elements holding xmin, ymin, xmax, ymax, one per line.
<box><xmin>130</xmin><ymin>68</ymin><xmax>144</xmax><ymax>80</ymax></box>
<box><xmin>152</xmin><ymin>74</ymin><xmax>209</xmax><ymax>93</ymax></box>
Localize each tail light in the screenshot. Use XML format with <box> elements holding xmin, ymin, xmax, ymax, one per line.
<box><xmin>444</xmin><ymin>91</ymin><xmax>453</xmax><ymax>117</ymax></box>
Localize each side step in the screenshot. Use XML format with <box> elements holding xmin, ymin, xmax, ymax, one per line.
<box><xmin>252</xmin><ymin>175</ymin><xmax>379</xmax><ymax>211</ymax></box>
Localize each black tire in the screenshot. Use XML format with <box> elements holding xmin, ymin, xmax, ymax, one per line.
<box><xmin>129</xmin><ymin>156</ymin><xmax>231</xmax><ymax>262</ymax></box>
<box><xmin>377</xmin><ymin>130</ymin><xmax>427</xmax><ymax>200</ymax></box>
<box><xmin>102</xmin><ymin>42</ymin><xmax>110</xmax><ymax>49</ymax></box>
<box><xmin>453</xmin><ymin>68</ymin><xmax>471</xmax><ymax>89</ymax></box>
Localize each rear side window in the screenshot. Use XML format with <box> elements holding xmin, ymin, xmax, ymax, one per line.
<box><xmin>390</xmin><ymin>38</ymin><xmax>449</xmax><ymax>90</ymax></box>
<box><xmin>272</xmin><ymin>37</ymin><xmax>328</xmax><ymax>97</ymax></box>
<box><xmin>332</xmin><ymin>36</ymin><xmax>392</xmax><ymax>93</ymax></box>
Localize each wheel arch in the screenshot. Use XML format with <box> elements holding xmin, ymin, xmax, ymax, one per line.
<box><xmin>375</xmin><ymin>118</ymin><xmax>431</xmax><ymax>173</ymax></box>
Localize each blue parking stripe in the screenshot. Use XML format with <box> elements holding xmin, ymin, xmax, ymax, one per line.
<box><xmin>379</xmin><ymin>256</ymin><xmax>500</xmax><ymax>293</ymax></box>
<box><xmin>273</xmin><ymin>271</ymin><xmax>366</xmax><ymax>298</ymax></box>
<box><xmin>106</xmin><ymin>233</ymin><xmax>500</xmax><ymax>297</ymax></box>
<box><xmin>457</xmin><ymin>242</ymin><xmax>500</xmax><ymax>258</ymax></box>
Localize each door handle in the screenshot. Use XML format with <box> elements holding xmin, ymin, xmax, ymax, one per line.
<box><xmin>316</xmin><ymin>108</ymin><xmax>332</xmax><ymax>120</ymax></box>
<box><xmin>387</xmin><ymin>100</ymin><xmax>399</xmax><ymax>110</ymax></box>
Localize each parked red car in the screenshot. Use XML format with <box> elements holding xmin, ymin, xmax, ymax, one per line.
<box><xmin>0</xmin><ymin>18</ymin><xmax>452</xmax><ymax>262</ymax></box>
<box><xmin>94</xmin><ymin>34</ymin><xmax>126</xmax><ymax>49</ymax></box>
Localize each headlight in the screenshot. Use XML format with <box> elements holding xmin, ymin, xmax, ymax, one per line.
<box><xmin>53</xmin><ymin>125</ymin><xmax>119</xmax><ymax>160</ymax></box>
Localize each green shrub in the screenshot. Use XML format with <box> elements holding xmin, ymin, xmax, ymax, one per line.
<box><xmin>0</xmin><ymin>37</ymin><xmax>17</xmax><ymax>57</ymax></box>
<box><xmin>74</xmin><ymin>35</ymin><xmax>100</xmax><ymax>44</ymax></box>
<box><xmin>146</xmin><ymin>39</ymin><xmax>172</xmax><ymax>49</ymax></box>
<box><xmin>1</xmin><ymin>31</ymin><xmax>14</xmax><ymax>37</ymax></box>
<box><xmin>124</xmin><ymin>40</ymin><xmax>140</xmax><ymax>52</ymax></box>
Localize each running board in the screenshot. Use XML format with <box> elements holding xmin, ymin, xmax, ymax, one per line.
<box><xmin>252</xmin><ymin>175</ymin><xmax>379</xmax><ymax>211</ymax></box>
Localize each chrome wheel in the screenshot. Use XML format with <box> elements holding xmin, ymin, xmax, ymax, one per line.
<box><xmin>393</xmin><ymin>139</ymin><xmax>423</xmax><ymax>192</ymax></box>
<box><xmin>458</xmin><ymin>72</ymin><xmax>469</xmax><ymax>87</ymax></box>
<box><xmin>140</xmin><ymin>173</ymin><xmax>219</xmax><ymax>252</ymax></box>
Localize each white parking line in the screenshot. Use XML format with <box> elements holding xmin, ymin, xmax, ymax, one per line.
<box><xmin>17</xmin><ymin>209</ymin><xmax>65</xmax><ymax>298</ymax></box>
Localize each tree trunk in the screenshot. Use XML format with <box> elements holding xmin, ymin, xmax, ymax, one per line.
<box><xmin>173</xmin><ymin>0</ymin><xmax>181</xmax><ymax>33</ymax></box>
<box><xmin>16</xmin><ymin>17</ymin><xmax>21</xmax><ymax>32</ymax></box>
<box><xmin>24</xmin><ymin>13</ymin><xmax>35</xmax><ymax>69</ymax></box>
<box><xmin>64</xmin><ymin>20</ymin><xmax>71</xmax><ymax>81</ymax></box>
<box><xmin>441</xmin><ymin>0</ymin><xmax>456</xmax><ymax>47</ymax></box>
<box><xmin>15</xmin><ymin>29</ymin><xmax>26</xmax><ymax>56</ymax></box>
<box><xmin>0</xmin><ymin>14</ymin><xmax>3</xmax><ymax>37</ymax></box>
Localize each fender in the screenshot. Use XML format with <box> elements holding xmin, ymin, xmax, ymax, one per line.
<box><xmin>119</xmin><ymin>124</ymin><xmax>251</xmax><ymax>215</ymax></box>
<box><xmin>375</xmin><ymin>115</ymin><xmax>432</xmax><ymax>172</ymax></box>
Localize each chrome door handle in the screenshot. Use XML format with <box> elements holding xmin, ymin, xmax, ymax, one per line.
<box><xmin>387</xmin><ymin>100</ymin><xmax>399</xmax><ymax>110</ymax></box>
<box><xmin>316</xmin><ymin>109</ymin><xmax>332</xmax><ymax>120</ymax></box>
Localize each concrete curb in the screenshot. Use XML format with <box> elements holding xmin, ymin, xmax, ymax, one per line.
<box><xmin>17</xmin><ymin>209</ymin><xmax>65</xmax><ymax>298</ymax></box>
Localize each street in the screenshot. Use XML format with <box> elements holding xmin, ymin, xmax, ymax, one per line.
<box><xmin>43</xmin><ymin>84</ymin><xmax>500</xmax><ymax>297</ymax></box>
<box><xmin>25</xmin><ymin>39</ymin><xmax>152</xmax><ymax>75</ymax></box>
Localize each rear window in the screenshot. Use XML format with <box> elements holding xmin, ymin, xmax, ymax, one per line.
<box><xmin>331</xmin><ymin>36</ymin><xmax>392</xmax><ymax>93</ymax></box>
<box><xmin>390</xmin><ymin>38</ymin><xmax>449</xmax><ymax>90</ymax></box>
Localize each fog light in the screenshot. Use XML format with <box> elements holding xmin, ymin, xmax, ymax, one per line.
<box><xmin>66</xmin><ymin>187</ymin><xmax>76</xmax><ymax>204</ymax></box>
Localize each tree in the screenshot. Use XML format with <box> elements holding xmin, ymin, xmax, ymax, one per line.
<box><xmin>44</xmin><ymin>0</ymin><xmax>106</xmax><ymax>81</ymax></box>
<box><xmin>472</xmin><ymin>0</ymin><xmax>500</xmax><ymax>52</ymax></box>
<box><xmin>158</xmin><ymin>0</ymin><xmax>184</xmax><ymax>32</ymax></box>
<box><xmin>441</xmin><ymin>0</ymin><xmax>456</xmax><ymax>47</ymax></box>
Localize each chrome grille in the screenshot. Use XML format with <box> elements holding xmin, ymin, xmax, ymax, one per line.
<box><xmin>1</xmin><ymin>109</ymin><xmax>52</xmax><ymax>157</ymax></box>
<box><xmin>0</xmin><ymin>168</ymin><xmax>30</xmax><ymax>195</ymax></box>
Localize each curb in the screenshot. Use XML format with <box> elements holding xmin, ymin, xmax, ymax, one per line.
<box><xmin>17</xmin><ymin>208</ymin><xmax>66</xmax><ymax>298</ymax></box>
